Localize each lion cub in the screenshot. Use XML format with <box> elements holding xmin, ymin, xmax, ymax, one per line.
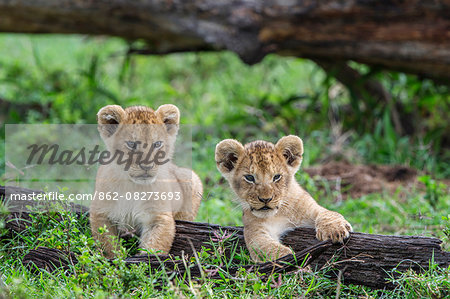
<box><xmin>215</xmin><ymin>135</ymin><xmax>352</xmax><ymax>262</ymax></box>
<box><xmin>90</xmin><ymin>104</ymin><xmax>202</xmax><ymax>258</ymax></box>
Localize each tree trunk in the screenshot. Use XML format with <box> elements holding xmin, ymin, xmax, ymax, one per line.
<box><xmin>0</xmin><ymin>1</ymin><xmax>449</xmax><ymax>80</ymax></box>
<box><xmin>2</xmin><ymin>185</ymin><xmax>449</xmax><ymax>289</ymax></box>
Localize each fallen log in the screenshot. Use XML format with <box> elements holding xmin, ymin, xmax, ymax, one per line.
<box><xmin>2</xmin><ymin>185</ymin><xmax>449</xmax><ymax>289</ymax></box>
<box><xmin>0</xmin><ymin>1</ymin><xmax>449</xmax><ymax>80</ymax></box>
<box><xmin>23</xmin><ymin>241</ymin><xmax>331</xmax><ymax>283</ymax></box>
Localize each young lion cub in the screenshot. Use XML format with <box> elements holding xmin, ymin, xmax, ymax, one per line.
<box><xmin>215</xmin><ymin>135</ymin><xmax>352</xmax><ymax>262</ymax></box>
<box><xmin>90</xmin><ymin>104</ymin><xmax>202</xmax><ymax>258</ymax></box>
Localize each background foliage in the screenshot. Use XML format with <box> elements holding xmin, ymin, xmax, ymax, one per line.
<box><xmin>0</xmin><ymin>35</ymin><xmax>449</xmax><ymax>298</ymax></box>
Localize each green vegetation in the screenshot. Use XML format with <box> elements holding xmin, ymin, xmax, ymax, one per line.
<box><xmin>0</xmin><ymin>34</ymin><xmax>449</xmax><ymax>298</ymax></box>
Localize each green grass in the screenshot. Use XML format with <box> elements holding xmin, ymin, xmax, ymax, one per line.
<box><xmin>0</xmin><ymin>34</ymin><xmax>449</xmax><ymax>298</ymax></box>
<box><xmin>1</xmin><ymin>184</ymin><xmax>449</xmax><ymax>298</ymax></box>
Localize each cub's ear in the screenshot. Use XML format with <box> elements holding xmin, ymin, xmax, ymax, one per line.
<box><xmin>275</xmin><ymin>135</ymin><xmax>304</xmax><ymax>171</ymax></box>
<box><xmin>156</xmin><ymin>104</ymin><xmax>180</xmax><ymax>135</ymax></box>
<box><xmin>215</xmin><ymin>139</ymin><xmax>244</xmax><ymax>174</ymax></box>
<box><xmin>97</xmin><ymin>105</ymin><xmax>126</xmax><ymax>138</ymax></box>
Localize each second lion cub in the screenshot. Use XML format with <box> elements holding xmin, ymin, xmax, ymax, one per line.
<box><xmin>215</xmin><ymin>135</ymin><xmax>352</xmax><ymax>262</ymax></box>
<box><xmin>91</xmin><ymin>104</ymin><xmax>202</xmax><ymax>258</ymax></box>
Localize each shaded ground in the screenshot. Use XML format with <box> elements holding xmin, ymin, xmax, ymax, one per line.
<box><xmin>304</xmin><ymin>161</ymin><xmax>419</xmax><ymax>199</ymax></box>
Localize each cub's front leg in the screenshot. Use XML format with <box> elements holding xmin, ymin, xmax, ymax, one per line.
<box><xmin>90</xmin><ymin>211</ymin><xmax>119</xmax><ymax>259</ymax></box>
<box><xmin>139</xmin><ymin>212</ymin><xmax>175</xmax><ymax>254</ymax></box>
<box><xmin>314</xmin><ymin>209</ymin><xmax>353</xmax><ymax>243</ymax></box>
<box><xmin>243</xmin><ymin>224</ymin><xmax>292</xmax><ymax>262</ymax></box>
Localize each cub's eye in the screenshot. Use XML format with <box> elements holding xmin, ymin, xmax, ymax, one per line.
<box><xmin>273</xmin><ymin>174</ymin><xmax>282</xmax><ymax>182</ymax></box>
<box><xmin>125</xmin><ymin>141</ymin><xmax>137</xmax><ymax>150</ymax></box>
<box><xmin>153</xmin><ymin>141</ymin><xmax>163</xmax><ymax>149</ymax></box>
<box><xmin>244</xmin><ymin>174</ymin><xmax>255</xmax><ymax>183</ymax></box>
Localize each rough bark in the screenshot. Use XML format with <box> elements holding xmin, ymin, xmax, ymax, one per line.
<box><xmin>23</xmin><ymin>242</ymin><xmax>331</xmax><ymax>283</ymax></box>
<box><xmin>2</xmin><ymin>185</ymin><xmax>450</xmax><ymax>289</ymax></box>
<box><xmin>0</xmin><ymin>1</ymin><xmax>449</xmax><ymax>80</ymax></box>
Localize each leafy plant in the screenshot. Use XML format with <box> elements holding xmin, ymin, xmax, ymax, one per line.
<box><xmin>418</xmin><ymin>175</ymin><xmax>447</xmax><ymax>208</ymax></box>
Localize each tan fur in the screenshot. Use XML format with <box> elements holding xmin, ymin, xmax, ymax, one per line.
<box><xmin>215</xmin><ymin>135</ymin><xmax>352</xmax><ymax>262</ymax></box>
<box><xmin>90</xmin><ymin>105</ymin><xmax>202</xmax><ymax>258</ymax></box>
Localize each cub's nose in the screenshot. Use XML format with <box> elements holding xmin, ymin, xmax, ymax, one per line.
<box><xmin>258</xmin><ymin>197</ymin><xmax>273</xmax><ymax>204</ymax></box>
<box><xmin>138</xmin><ymin>162</ymin><xmax>154</xmax><ymax>171</ymax></box>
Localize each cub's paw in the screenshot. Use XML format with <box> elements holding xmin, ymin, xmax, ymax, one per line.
<box><xmin>273</xmin><ymin>246</ymin><xmax>293</xmax><ymax>260</ymax></box>
<box><xmin>249</xmin><ymin>244</ymin><xmax>292</xmax><ymax>262</ymax></box>
<box><xmin>315</xmin><ymin>211</ymin><xmax>352</xmax><ymax>243</ymax></box>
